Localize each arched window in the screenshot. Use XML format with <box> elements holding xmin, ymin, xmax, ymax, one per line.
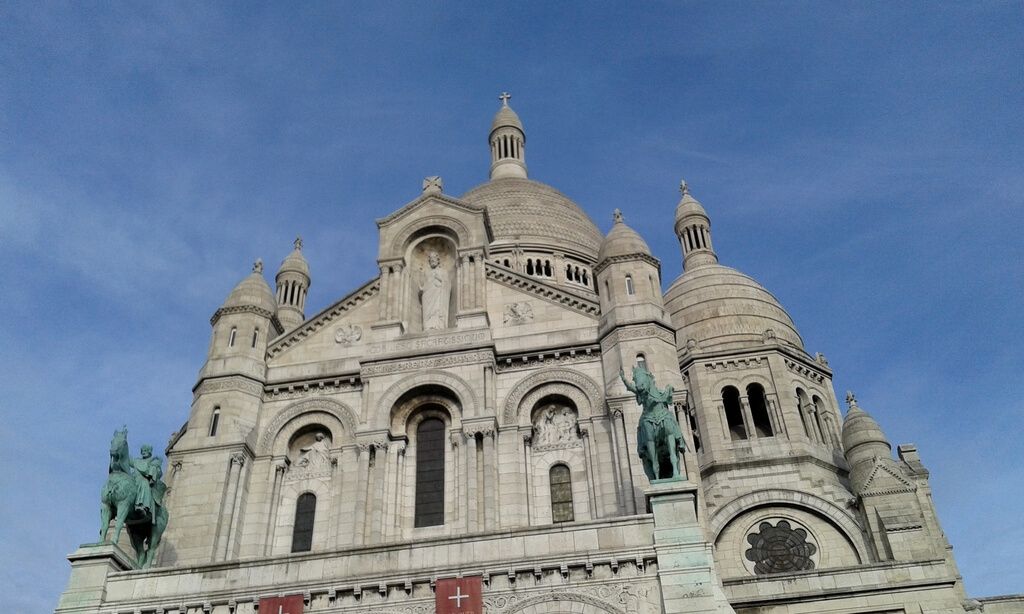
<box><xmin>414</xmin><ymin>418</ymin><xmax>446</xmax><ymax>527</ymax></box>
<box><xmin>625</xmin><ymin>275</ymin><xmax>635</xmax><ymax>295</ymax></box>
<box><xmin>796</xmin><ymin>388</ymin><xmax>813</xmax><ymax>439</ymax></box>
<box><xmin>747</xmin><ymin>383</ymin><xmax>774</xmax><ymax>437</ymax></box>
<box><xmin>812</xmin><ymin>396</ymin><xmax>833</xmax><ymax>446</ymax></box>
<box><xmin>291</xmin><ymin>492</ymin><xmax>316</xmax><ymax>552</ymax></box>
<box><xmin>549</xmin><ymin>464</ymin><xmax>574</xmax><ymax>522</ymax></box>
<box><xmin>544</xmin><ymin>260</ymin><xmax>552</xmax><ymax>277</ymax></box>
<box><xmin>209</xmin><ymin>406</ymin><xmax>220</xmax><ymax>437</ymax></box>
<box><xmin>635</xmin><ymin>353</ymin><xmax>646</xmax><ymax>368</ymax></box>
<box><xmin>687</xmin><ymin>408</ymin><xmax>702</xmax><ymax>453</ymax></box>
<box><xmin>228</xmin><ymin>327</ymin><xmax>237</xmax><ymax>347</ymax></box>
<box><xmin>526</xmin><ymin>259</ymin><xmax>534</xmax><ymax>275</ymax></box>
<box><xmin>582</xmin><ymin>270</ymin><xmax>589</xmax><ymax>286</ymax></box>
<box><xmin>251</xmin><ymin>328</ymin><xmax>259</xmax><ymax>348</ymax></box>
<box><xmin>722</xmin><ymin>386</ymin><xmax>747</xmax><ymax>440</ymax></box>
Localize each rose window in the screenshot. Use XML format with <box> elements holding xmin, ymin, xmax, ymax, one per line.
<box><xmin>744</xmin><ymin>520</ymin><xmax>817</xmax><ymax>575</ymax></box>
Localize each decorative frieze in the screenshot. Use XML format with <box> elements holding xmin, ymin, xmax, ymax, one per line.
<box><xmin>601</xmin><ymin>324</ymin><xmax>674</xmax><ymax>348</ymax></box>
<box><xmin>361</xmin><ymin>350</ymin><xmax>494</xmax><ymax>378</ymax></box>
<box><xmin>784</xmin><ymin>358</ymin><xmax>826</xmax><ymax>384</ymax></box>
<box><xmin>194</xmin><ymin>376</ymin><xmax>263</xmax><ymax>399</ymax></box>
<box><xmin>366</xmin><ymin>329</ymin><xmax>490</xmax><ymax>358</ymax></box>
<box><xmin>703</xmin><ymin>356</ymin><xmax>766</xmax><ymax>372</ymax></box>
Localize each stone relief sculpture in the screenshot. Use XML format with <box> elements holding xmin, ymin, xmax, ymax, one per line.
<box><xmin>296</xmin><ymin>432</ymin><xmax>331</xmax><ymax>469</ymax></box>
<box><xmin>334</xmin><ymin>323</ymin><xmax>362</xmax><ymax>345</ymax></box>
<box><xmin>419</xmin><ymin>251</ymin><xmax>451</xmax><ymax>331</ymax></box>
<box><xmin>503</xmin><ymin>301</ymin><xmax>534</xmax><ymax>326</ymax></box>
<box><xmin>533</xmin><ymin>404</ymin><xmax>579</xmax><ymax>448</ymax></box>
<box><xmin>100</xmin><ymin>427</ymin><xmax>168</xmax><ymax>568</ymax></box>
<box><xmin>620</xmin><ymin>362</ymin><xmax>687</xmax><ymax>481</ymax></box>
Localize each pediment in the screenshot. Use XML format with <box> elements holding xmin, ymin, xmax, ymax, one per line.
<box><xmin>267</xmin><ymin>277</ymin><xmax>379</xmax><ymax>361</ymax></box>
<box><xmin>861</xmin><ymin>459</ymin><xmax>916</xmax><ymax>496</ymax></box>
<box><xmin>375</xmin><ymin>192</ymin><xmax>492</xmax><ymax>261</ymax></box>
<box><xmin>485</xmin><ymin>261</ymin><xmax>600</xmax><ymax>319</ymax></box>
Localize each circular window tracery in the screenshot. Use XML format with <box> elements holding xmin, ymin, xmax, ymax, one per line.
<box><xmin>744</xmin><ymin>519</ymin><xmax>817</xmax><ymax>575</ymax></box>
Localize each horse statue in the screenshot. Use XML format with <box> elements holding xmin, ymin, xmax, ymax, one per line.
<box><xmin>99</xmin><ymin>427</ymin><xmax>168</xmax><ymax>569</ymax></box>
<box><xmin>620</xmin><ymin>362</ymin><xmax>687</xmax><ymax>481</ymax></box>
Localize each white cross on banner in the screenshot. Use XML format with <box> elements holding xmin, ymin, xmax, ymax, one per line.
<box><xmin>435</xmin><ymin>576</ymin><xmax>482</xmax><ymax>614</ymax></box>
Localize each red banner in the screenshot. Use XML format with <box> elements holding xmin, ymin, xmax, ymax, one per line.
<box><xmin>435</xmin><ymin>576</ymin><xmax>483</xmax><ymax>614</ymax></box>
<box><xmin>258</xmin><ymin>594</ymin><xmax>304</xmax><ymax>614</ymax></box>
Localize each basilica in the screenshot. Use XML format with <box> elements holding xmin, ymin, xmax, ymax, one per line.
<box><xmin>57</xmin><ymin>98</ymin><xmax>1017</xmax><ymax>614</ymax></box>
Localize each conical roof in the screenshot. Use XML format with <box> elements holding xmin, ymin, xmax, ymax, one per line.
<box><xmin>223</xmin><ymin>259</ymin><xmax>277</xmax><ymax>313</ymax></box>
<box><xmin>675</xmin><ymin>180</ymin><xmax>708</xmax><ymax>224</ymax></box>
<box><xmin>841</xmin><ymin>392</ymin><xmax>891</xmax><ymax>456</ymax></box>
<box><xmin>598</xmin><ymin>209</ymin><xmax>653</xmax><ymax>263</ymax></box>
<box><xmin>490</xmin><ymin>94</ymin><xmax>524</xmax><ymax>135</ymax></box>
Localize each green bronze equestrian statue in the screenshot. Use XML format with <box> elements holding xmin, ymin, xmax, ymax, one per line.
<box><xmin>100</xmin><ymin>427</ymin><xmax>169</xmax><ymax>568</ymax></box>
<box><xmin>620</xmin><ymin>362</ymin><xmax>687</xmax><ymax>481</ymax></box>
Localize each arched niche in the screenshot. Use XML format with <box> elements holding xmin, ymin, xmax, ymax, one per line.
<box><xmin>378</xmin><ymin>370</ymin><xmax>475</xmax><ymax>433</ymax></box>
<box><xmin>503</xmin><ymin>368</ymin><xmax>601</xmax><ymax>426</ymax></box>
<box><xmin>258</xmin><ymin>398</ymin><xmax>357</xmax><ymax>456</ymax></box>
<box><xmin>405</xmin><ymin>230</ymin><xmax>459</xmax><ymax>333</ymax></box>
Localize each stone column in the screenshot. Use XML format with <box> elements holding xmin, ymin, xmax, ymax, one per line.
<box><xmin>481</xmin><ymin>429</ymin><xmax>496</xmax><ymax>528</ymax></box>
<box><xmin>449</xmin><ymin>431</ymin><xmax>462</xmax><ymax>526</ymax></box>
<box><xmin>263</xmin><ymin>460</ymin><xmax>288</xmax><ymax>555</ymax></box>
<box><xmin>465</xmin><ymin>431</ymin><xmax>479</xmax><ymax>531</ymax></box>
<box><xmin>394</xmin><ymin>263</ymin><xmax>406</xmax><ymax>323</ymax></box>
<box><xmin>352</xmin><ymin>443</ymin><xmax>372</xmax><ymax>545</ymax></box>
<box><xmin>367</xmin><ymin>442</ymin><xmax>388</xmax><ymax>544</ymax></box>
<box><xmin>521</xmin><ymin>430</ymin><xmax>534</xmax><ymax>525</ymax></box>
<box><xmin>740</xmin><ymin>397</ymin><xmax>756</xmax><ymax>439</ymax></box>
<box><xmin>607</xmin><ymin>408</ymin><xmax>628</xmax><ymax>514</ymax></box>
<box><xmin>579</xmin><ymin>424</ymin><xmax>600</xmax><ymax>519</ymax></box>
<box><xmin>334</xmin><ymin>446</ymin><xmax>359</xmax><ymax>547</ymax></box>
<box><xmin>378</xmin><ymin>266</ymin><xmax>391</xmax><ymax>320</ymax></box>
<box><xmin>215</xmin><ymin>452</ymin><xmax>246</xmax><ymax>561</ymax></box>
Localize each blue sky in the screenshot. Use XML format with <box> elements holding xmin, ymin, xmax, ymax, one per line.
<box><xmin>1</xmin><ymin>2</ymin><xmax>1021</xmax><ymax>609</ymax></box>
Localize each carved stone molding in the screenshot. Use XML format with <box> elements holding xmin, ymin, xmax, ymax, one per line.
<box><xmin>194</xmin><ymin>376</ymin><xmax>264</xmax><ymax>399</ymax></box>
<box><xmin>256</xmin><ymin>398</ymin><xmax>359</xmax><ymax>454</ymax></box>
<box><xmin>210</xmin><ymin>305</ymin><xmax>284</xmax><ymax>337</ymax></box>
<box><xmin>784</xmin><ymin>358</ymin><xmax>826</xmax><ymax>384</ymax></box>
<box><xmin>230</xmin><ymin>452</ymin><xmax>246</xmax><ymax>466</ymax></box>
<box><xmin>361</xmin><ymin>350</ymin><xmax>494</xmax><ymax>378</ymax></box>
<box><xmin>592</xmin><ymin>251</ymin><xmax>661</xmax><ymax>276</ymax></box>
<box><xmin>703</xmin><ymin>356</ymin><xmax>766</xmax><ymax>372</ymax></box>
<box><xmin>495</xmin><ymin>345</ymin><xmax>600</xmax><ymax>373</ymax></box>
<box><xmin>502</xmin><ymin>368</ymin><xmax>602</xmax><ymax>426</ymax></box>
<box><xmin>263</xmin><ymin>377</ymin><xmax>361</xmax><ymax>401</ymax></box>
<box><xmin>600</xmin><ymin>324</ymin><xmax>674</xmax><ymax>348</ymax></box>
<box><xmin>376</xmin><ymin>369</ymin><xmax>480</xmax><ymax>420</ymax></box>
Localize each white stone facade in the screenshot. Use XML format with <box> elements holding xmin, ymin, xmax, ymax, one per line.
<box><xmin>57</xmin><ymin>99</ymin><xmax>1019</xmax><ymax>614</ymax></box>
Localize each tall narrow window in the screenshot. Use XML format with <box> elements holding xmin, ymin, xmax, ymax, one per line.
<box><xmin>228</xmin><ymin>327</ymin><xmax>237</xmax><ymax>347</ymax></box>
<box><xmin>544</xmin><ymin>260</ymin><xmax>552</xmax><ymax>277</ymax></box>
<box><xmin>625</xmin><ymin>275</ymin><xmax>635</xmax><ymax>295</ymax></box>
<box><xmin>209</xmin><ymin>406</ymin><xmax>220</xmax><ymax>437</ymax></box>
<box><xmin>251</xmin><ymin>328</ymin><xmax>259</xmax><ymax>348</ymax></box>
<box><xmin>748</xmin><ymin>383</ymin><xmax>774</xmax><ymax>437</ymax></box>
<box><xmin>723</xmin><ymin>386</ymin><xmax>747</xmax><ymax>440</ymax></box>
<box><xmin>414</xmin><ymin>418</ymin><xmax>446</xmax><ymax>527</ymax></box>
<box><xmin>812</xmin><ymin>396</ymin><xmax>833</xmax><ymax>446</ymax></box>
<box><xmin>687</xmin><ymin>409</ymin><xmax>702</xmax><ymax>453</ymax></box>
<box><xmin>795</xmin><ymin>388</ymin><xmax>813</xmax><ymax>439</ymax></box>
<box><xmin>291</xmin><ymin>492</ymin><xmax>316</xmax><ymax>552</ymax></box>
<box><xmin>549</xmin><ymin>464</ymin><xmax>574</xmax><ymax>522</ymax></box>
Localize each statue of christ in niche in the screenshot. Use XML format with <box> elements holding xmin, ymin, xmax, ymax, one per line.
<box><xmin>419</xmin><ymin>251</ymin><xmax>450</xmax><ymax>331</ymax></box>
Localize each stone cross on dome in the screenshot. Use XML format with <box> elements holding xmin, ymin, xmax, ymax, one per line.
<box><xmin>253</xmin><ymin>258</ymin><xmax>263</xmax><ymax>274</ymax></box>
<box><xmin>680</xmin><ymin>179</ymin><xmax>689</xmax><ymax>196</ymax></box>
<box><xmin>498</xmin><ymin>92</ymin><xmax>511</xmax><ymax>107</ymax></box>
<box><xmin>845</xmin><ymin>391</ymin><xmax>858</xmax><ymax>408</ymax></box>
<box><xmin>293</xmin><ymin>236</ymin><xmax>302</xmax><ymax>251</ymax></box>
<box><xmin>613</xmin><ymin>208</ymin><xmax>624</xmax><ymax>223</ymax></box>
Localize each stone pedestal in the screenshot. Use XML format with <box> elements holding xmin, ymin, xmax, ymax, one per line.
<box><xmin>371</xmin><ymin>320</ymin><xmax>405</xmax><ymax>340</ymax></box>
<box><xmin>455</xmin><ymin>308</ymin><xmax>489</xmax><ymax>329</ymax></box>
<box><xmin>55</xmin><ymin>542</ymin><xmax>135</xmax><ymax>613</ymax></box>
<box><xmin>646</xmin><ymin>480</ymin><xmax>735</xmax><ymax>614</ymax></box>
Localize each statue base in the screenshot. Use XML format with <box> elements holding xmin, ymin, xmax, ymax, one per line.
<box><xmin>370</xmin><ymin>320</ymin><xmax>405</xmax><ymax>340</ymax></box>
<box><xmin>55</xmin><ymin>542</ymin><xmax>136</xmax><ymax>613</ymax></box>
<box><xmin>645</xmin><ymin>480</ymin><xmax>736</xmax><ymax>613</ymax></box>
<box><xmin>455</xmin><ymin>308</ymin><xmax>489</xmax><ymax>329</ymax></box>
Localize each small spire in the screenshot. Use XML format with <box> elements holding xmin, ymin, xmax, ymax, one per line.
<box><xmin>613</xmin><ymin>208</ymin><xmax>624</xmax><ymax>224</ymax></box>
<box><xmin>845</xmin><ymin>391</ymin><xmax>858</xmax><ymax>409</ymax></box>
<box><xmin>252</xmin><ymin>258</ymin><xmax>263</xmax><ymax>274</ymax></box>
<box><xmin>680</xmin><ymin>179</ymin><xmax>689</xmax><ymax>197</ymax></box>
<box><xmin>498</xmin><ymin>91</ymin><xmax>511</xmax><ymax>107</ymax></box>
<box><xmin>294</xmin><ymin>236</ymin><xmax>302</xmax><ymax>251</ymax></box>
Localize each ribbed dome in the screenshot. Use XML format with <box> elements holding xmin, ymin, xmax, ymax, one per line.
<box><xmin>223</xmin><ymin>261</ymin><xmax>277</xmax><ymax>313</ymax></box>
<box><xmin>278</xmin><ymin>238</ymin><xmax>310</xmax><ymax>278</ymax></box>
<box><xmin>842</xmin><ymin>395</ymin><xmax>891</xmax><ymax>457</ymax></box>
<box><xmin>491</xmin><ymin>104</ymin><xmax>524</xmax><ymax>135</ymax></box>
<box><xmin>598</xmin><ymin>211</ymin><xmax>652</xmax><ymax>263</ymax></box>
<box><xmin>664</xmin><ymin>264</ymin><xmax>804</xmax><ymax>352</ymax></box>
<box><xmin>462</xmin><ymin>178</ymin><xmax>603</xmax><ymax>261</ymax></box>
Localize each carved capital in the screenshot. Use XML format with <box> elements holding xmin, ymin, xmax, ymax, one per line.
<box><xmin>274</xmin><ymin>460</ymin><xmax>288</xmax><ymax>474</ymax></box>
<box><xmin>230</xmin><ymin>452</ymin><xmax>246</xmax><ymax>467</ymax></box>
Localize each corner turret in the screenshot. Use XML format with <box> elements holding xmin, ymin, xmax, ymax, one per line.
<box><xmin>275</xmin><ymin>237</ymin><xmax>311</xmax><ymax>332</ymax></box>
<box><xmin>489</xmin><ymin>92</ymin><xmax>527</xmax><ymax>180</ymax></box>
<box><xmin>674</xmin><ymin>180</ymin><xmax>717</xmax><ymax>270</ymax></box>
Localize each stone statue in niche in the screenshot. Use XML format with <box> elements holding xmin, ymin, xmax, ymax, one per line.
<box><xmin>296</xmin><ymin>432</ymin><xmax>331</xmax><ymax>470</ymax></box>
<box><xmin>620</xmin><ymin>362</ymin><xmax>686</xmax><ymax>481</ymax></box>
<box><xmin>419</xmin><ymin>250</ymin><xmax>451</xmax><ymax>331</ymax></box>
<box><xmin>533</xmin><ymin>405</ymin><xmax>579</xmax><ymax>448</ymax></box>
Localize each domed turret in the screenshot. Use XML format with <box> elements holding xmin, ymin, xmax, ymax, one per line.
<box><xmin>275</xmin><ymin>237</ymin><xmax>311</xmax><ymax>332</ymax></box>
<box><xmin>489</xmin><ymin>92</ymin><xmax>527</xmax><ymax>180</ymax></box>
<box><xmin>221</xmin><ymin>259</ymin><xmax>278</xmax><ymax>314</ymax></box>
<box><xmin>598</xmin><ymin>209</ymin><xmax>653</xmax><ymax>263</ymax></box>
<box><xmin>203</xmin><ymin>259</ymin><xmax>280</xmax><ymax>382</ymax></box>
<box><xmin>842</xmin><ymin>392</ymin><xmax>894</xmax><ymax>490</ymax></box>
<box><xmin>674</xmin><ymin>180</ymin><xmax>717</xmax><ymax>270</ymax></box>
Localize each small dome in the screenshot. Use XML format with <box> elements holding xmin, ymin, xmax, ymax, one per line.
<box><xmin>491</xmin><ymin>101</ymin><xmax>524</xmax><ymax>135</ymax></box>
<box><xmin>664</xmin><ymin>264</ymin><xmax>804</xmax><ymax>352</ymax></box>
<box><xmin>462</xmin><ymin>177</ymin><xmax>603</xmax><ymax>261</ymax></box>
<box><xmin>675</xmin><ymin>180</ymin><xmax>708</xmax><ymax>225</ymax></box>
<box><xmin>278</xmin><ymin>237</ymin><xmax>310</xmax><ymax>278</ymax></box>
<box><xmin>223</xmin><ymin>260</ymin><xmax>277</xmax><ymax>313</ymax></box>
<box><xmin>841</xmin><ymin>393</ymin><xmax>891</xmax><ymax>458</ymax></box>
<box><xmin>598</xmin><ymin>210</ymin><xmax>652</xmax><ymax>263</ymax></box>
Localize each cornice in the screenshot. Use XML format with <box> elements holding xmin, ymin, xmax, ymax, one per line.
<box><xmin>494</xmin><ymin>344</ymin><xmax>601</xmax><ymax>373</ymax></box>
<box><xmin>360</xmin><ymin>349</ymin><xmax>494</xmax><ymax>378</ymax></box>
<box><xmin>593</xmin><ymin>252</ymin><xmax>661</xmax><ymax>276</ymax></box>
<box><xmin>210</xmin><ymin>305</ymin><xmax>285</xmax><ymax>336</ymax></box>
<box><xmin>375</xmin><ymin>192</ymin><xmax>485</xmax><ymax>228</ymax></box>
<box><xmin>485</xmin><ymin>262</ymin><xmax>599</xmax><ymax>317</ymax></box>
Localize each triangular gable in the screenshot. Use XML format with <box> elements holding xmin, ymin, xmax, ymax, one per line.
<box><xmin>861</xmin><ymin>460</ymin><xmax>916</xmax><ymax>496</ymax></box>
<box><xmin>267</xmin><ymin>277</ymin><xmax>379</xmax><ymax>359</ymax></box>
<box><xmin>485</xmin><ymin>261</ymin><xmax>600</xmax><ymax>319</ymax></box>
<box><xmin>375</xmin><ymin>191</ymin><xmax>488</xmax><ymax>231</ymax></box>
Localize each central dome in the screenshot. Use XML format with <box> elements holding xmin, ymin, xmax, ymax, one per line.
<box><xmin>462</xmin><ymin>178</ymin><xmax>603</xmax><ymax>261</ymax></box>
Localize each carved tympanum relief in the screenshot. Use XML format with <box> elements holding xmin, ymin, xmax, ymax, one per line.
<box><xmin>286</xmin><ymin>430</ymin><xmax>333</xmax><ymax>482</ymax></box>
<box><xmin>335</xmin><ymin>324</ymin><xmax>363</xmax><ymax>345</ymax></box>
<box><xmin>503</xmin><ymin>301</ymin><xmax>534</xmax><ymax>326</ymax></box>
<box><xmin>532</xmin><ymin>403</ymin><xmax>580</xmax><ymax>451</ymax></box>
